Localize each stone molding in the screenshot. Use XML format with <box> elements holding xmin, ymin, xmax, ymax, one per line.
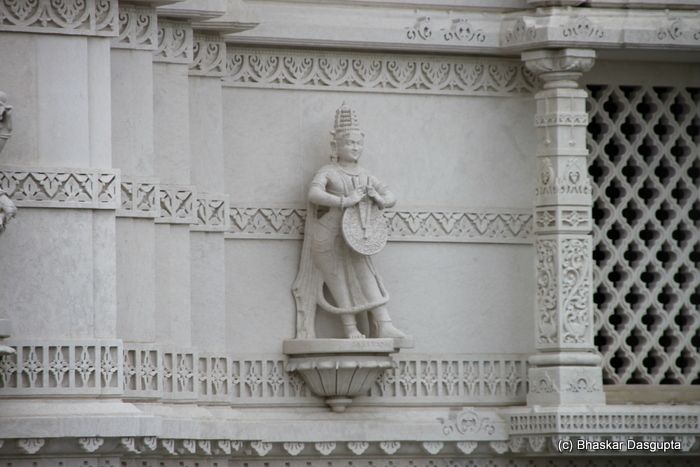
<box><xmin>0</xmin><ymin>167</ymin><xmax>119</xmax><ymax>209</ymax></box>
<box><xmin>190</xmin><ymin>32</ymin><xmax>226</xmax><ymax>77</ymax></box>
<box><xmin>0</xmin><ymin>0</ymin><xmax>118</xmax><ymax>36</ymax></box>
<box><xmin>153</xmin><ymin>19</ymin><xmax>193</xmax><ymax>64</ymax></box>
<box><xmin>0</xmin><ymin>341</ymin><xmax>527</xmax><ymax>406</ymax></box>
<box><xmin>5</xmin><ymin>169</ymin><xmax>528</xmax><ymax>239</ymax></box>
<box><xmin>228</xmin><ymin>207</ymin><xmax>533</xmax><ymax>244</ymax></box>
<box><xmin>111</xmin><ymin>3</ymin><xmax>157</xmax><ymax>51</ymax></box>
<box><xmin>0</xmin><ymin>434</ymin><xmax>697</xmax><ymax>459</ymax></box>
<box><xmin>224</xmin><ymin>47</ymin><xmax>538</xmax><ymax>97</ymax></box>
<box><xmin>501</xmin><ymin>11</ymin><xmax>700</xmax><ymax>51</ymax></box>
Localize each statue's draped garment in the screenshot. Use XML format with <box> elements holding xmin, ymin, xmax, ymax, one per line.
<box><xmin>293</xmin><ymin>164</ymin><xmax>390</xmax><ymax>337</ymax></box>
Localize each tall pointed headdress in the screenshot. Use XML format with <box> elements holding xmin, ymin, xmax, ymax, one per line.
<box><xmin>331</xmin><ymin>101</ymin><xmax>362</xmax><ymax>136</ymax></box>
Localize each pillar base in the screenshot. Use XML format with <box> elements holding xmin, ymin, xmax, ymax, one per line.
<box><xmin>527</xmin><ymin>365</ymin><xmax>606</xmax><ymax>406</ymax></box>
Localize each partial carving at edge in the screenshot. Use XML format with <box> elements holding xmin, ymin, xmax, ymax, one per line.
<box><xmin>0</xmin><ymin>0</ymin><xmax>118</xmax><ymax>36</ymax></box>
<box><xmin>225</xmin><ymin>47</ymin><xmax>537</xmax><ymax>96</ymax></box>
<box><xmin>228</xmin><ymin>207</ymin><xmax>532</xmax><ymax>243</ymax></box>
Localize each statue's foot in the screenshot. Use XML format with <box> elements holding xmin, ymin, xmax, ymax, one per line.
<box><xmin>374</xmin><ymin>320</ymin><xmax>408</xmax><ymax>339</ymax></box>
<box><xmin>343</xmin><ymin>324</ymin><xmax>365</xmax><ymax>339</ymax></box>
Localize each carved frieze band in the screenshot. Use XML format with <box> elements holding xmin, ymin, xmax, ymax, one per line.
<box><xmin>111</xmin><ymin>4</ymin><xmax>157</xmax><ymax>50</ymax></box>
<box><xmin>190</xmin><ymin>33</ymin><xmax>226</xmax><ymax>77</ymax></box>
<box><xmin>156</xmin><ymin>184</ymin><xmax>196</xmax><ymax>224</ymax></box>
<box><xmin>3</xmin><ymin>434</ymin><xmax>699</xmax><ymax>458</ymax></box>
<box><xmin>153</xmin><ymin>19</ymin><xmax>193</xmax><ymax>64</ymax></box>
<box><xmin>118</xmin><ymin>176</ymin><xmax>158</xmax><ymax>218</ymax></box>
<box><xmin>228</xmin><ymin>207</ymin><xmax>533</xmax><ymax>244</ymax></box>
<box><xmin>224</xmin><ymin>47</ymin><xmax>537</xmax><ymax>97</ymax></box>
<box><xmin>0</xmin><ymin>167</ymin><xmax>119</xmax><ymax>209</ymax></box>
<box><xmin>0</xmin><ymin>0</ymin><xmax>118</xmax><ymax>36</ymax></box>
<box><xmin>0</xmin><ymin>343</ymin><xmax>527</xmax><ymax>405</ymax></box>
<box><xmin>192</xmin><ymin>193</ymin><xmax>229</xmax><ymax>232</ymax></box>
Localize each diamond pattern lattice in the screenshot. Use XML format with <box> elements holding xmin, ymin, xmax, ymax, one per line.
<box><xmin>587</xmin><ymin>85</ymin><xmax>699</xmax><ymax>385</ymax></box>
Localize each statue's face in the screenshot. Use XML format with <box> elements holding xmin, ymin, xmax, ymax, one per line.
<box><xmin>335</xmin><ymin>131</ymin><xmax>364</xmax><ymax>163</ymax></box>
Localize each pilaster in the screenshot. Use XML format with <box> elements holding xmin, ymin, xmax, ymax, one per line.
<box><xmin>188</xmin><ymin>30</ymin><xmax>227</xmax><ymax>353</ymax></box>
<box><xmin>110</xmin><ymin>2</ymin><xmax>159</xmax><ymax>344</ymax></box>
<box><xmin>522</xmin><ymin>49</ymin><xmax>605</xmax><ymax>407</ymax></box>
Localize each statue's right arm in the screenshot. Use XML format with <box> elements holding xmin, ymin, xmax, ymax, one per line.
<box><xmin>308</xmin><ymin>172</ymin><xmax>343</xmax><ymax>208</ymax></box>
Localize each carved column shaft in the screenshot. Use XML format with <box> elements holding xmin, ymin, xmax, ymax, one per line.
<box><xmin>523</xmin><ymin>49</ymin><xmax>605</xmax><ymax>406</ymax></box>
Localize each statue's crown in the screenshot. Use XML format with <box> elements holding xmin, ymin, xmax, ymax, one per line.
<box><xmin>333</xmin><ymin>102</ymin><xmax>360</xmax><ymax>134</ymax></box>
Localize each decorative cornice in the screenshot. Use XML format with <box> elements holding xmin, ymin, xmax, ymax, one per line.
<box><xmin>111</xmin><ymin>3</ymin><xmax>157</xmax><ymax>51</ymax></box>
<box><xmin>190</xmin><ymin>32</ymin><xmax>226</xmax><ymax>76</ymax></box>
<box><xmin>406</xmin><ymin>16</ymin><xmax>487</xmax><ymax>43</ymax></box>
<box><xmin>153</xmin><ymin>19</ymin><xmax>193</xmax><ymax>64</ymax></box>
<box><xmin>0</xmin><ymin>167</ymin><xmax>119</xmax><ymax>209</ymax></box>
<box><xmin>228</xmin><ymin>207</ymin><xmax>533</xmax><ymax>244</ymax></box>
<box><xmin>224</xmin><ymin>47</ymin><xmax>537</xmax><ymax>97</ymax></box>
<box><xmin>522</xmin><ymin>48</ymin><xmax>596</xmax><ymax>79</ymax></box>
<box><xmin>0</xmin><ymin>0</ymin><xmax>118</xmax><ymax>37</ymax></box>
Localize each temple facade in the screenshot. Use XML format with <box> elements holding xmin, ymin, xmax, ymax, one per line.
<box><xmin>0</xmin><ymin>0</ymin><xmax>698</xmax><ymax>465</ymax></box>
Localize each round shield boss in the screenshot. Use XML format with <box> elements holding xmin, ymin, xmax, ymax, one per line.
<box><xmin>342</xmin><ymin>203</ymin><xmax>389</xmax><ymax>256</ymax></box>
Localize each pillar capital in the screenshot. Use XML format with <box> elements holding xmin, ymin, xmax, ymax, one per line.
<box><xmin>522</xmin><ymin>49</ymin><xmax>596</xmax><ymax>88</ymax></box>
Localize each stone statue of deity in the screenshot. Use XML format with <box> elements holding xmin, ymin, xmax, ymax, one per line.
<box><xmin>292</xmin><ymin>103</ymin><xmax>408</xmax><ymax>341</ymax></box>
<box><xmin>0</xmin><ymin>91</ymin><xmax>16</xmax><ymax>234</ymax></box>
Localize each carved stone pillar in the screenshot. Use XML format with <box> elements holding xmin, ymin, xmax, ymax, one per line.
<box><xmin>522</xmin><ymin>48</ymin><xmax>605</xmax><ymax>406</ymax></box>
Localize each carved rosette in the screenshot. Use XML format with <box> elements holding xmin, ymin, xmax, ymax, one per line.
<box><xmin>154</xmin><ymin>19</ymin><xmax>193</xmax><ymax>64</ymax></box>
<box><xmin>111</xmin><ymin>3</ymin><xmax>157</xmax><ymax>50</ymax></box>
<box><xmin>190</xmin><ymin>33</ymin><xmax>226</xmax><ymax>77</ymax></box>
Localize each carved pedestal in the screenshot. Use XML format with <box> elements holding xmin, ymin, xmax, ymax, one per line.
<box><xmin>283</xmin><ymin>338</ymin><xmax>397</xmax><ymax>412</ymax></box>
<box><xmin>523</xmin><ymin>49</ymin><xmax>605</xmax><ymax>406</ymax></box>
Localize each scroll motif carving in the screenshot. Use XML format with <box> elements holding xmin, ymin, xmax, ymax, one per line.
<box><xmin>228</xmin><ymin>207</ymin><xmax>532</xmax><ymax>243</ymax></box>
<box><xmin>536</xmin><ymin>239</ymin><xmax>557</xmax><ymax>345</ymax></box>
<box><xmin>561</xmin><ymin>17</ymin><xmax>605</xmax><ymax>39</ymax></box>
<box><xmin>190</xmin><ymin>33</ymin><xmax>225</xmax><ymax>76</ymax></box>
<box><xmin>443</xmin><ymin>18</ymin><xmax>486</xmax><ymax>42</ymax></box>
<box><xmin>225</xmin><ymin>47</ymin><xmax>537</xmax><ymax>96</ymax></box>
<box><xmin>154</xmin><ymin>20</ymin><xmax>193</xmax><ymax>64</ymax></box>
<box><xmin>560</xmin><ymin>238</ymin><xmax>591</xmax><ymax>344</ymax></box>
<box><xmin>406</xmin><ymin>16</ymin><xmax>431</xmax><ymax>40</ymax></box>
<box><xmin>0</xmin><ymin>0</ymin><xmax>117</xmax><ymax>36</ymax></box>
<box><xmin>111</xmin><ymin>4</ymin><xmax>156</xmax><ymax>50</ymax></box>
<box><xmin>505</xmin><ymin>18</ymin><xmax>536</xmax><ymax>44</ymax></box>
<box><xmin>0</xmin><ymin>168</ymin><xmax>119</xmax><ymax>209</ymax></box>
<box><xmin>438</xmin><ymin>408</ymin><xmax>497</xmax><ymax>436</ymax></box>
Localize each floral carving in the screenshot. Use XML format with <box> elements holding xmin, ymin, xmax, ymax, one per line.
<box><xmin>561</xmin><ymin>17</ymin><xmax>605</xmax><ymax>39</ymax></box>
<box><xmin>0</xmin><ymin>0</ymin><xmax>117</xmax><ymax>35</ymax></box>
<box><xmin>112</xmin><ymin>4</ymin><xmax>156</xmax><ymax>50</ymax></box>
<box><xmin>226</xmin><ymin>47</ymin><xmax>536</xmax><ymax>96</ymax></box>
<box><xmin>505</xmin><ymin>18</ymin><xmax>536</xmax><ymax>44</ymax></box>
<box><xmin>191</xmin><ymin>33</ymin><xmax>225</xmax><ymax>76</ymax></box>
<box><xmin>379</xmin><ymin>441</ymin><xmax>400</xmax><ymax>455</ymax></box>
<box><xmin>536</xmin><ymin>240</ymin><xmax>558</xmax><ymax>345</ymax></box>
<box><xmin>0</xmin><ymin>168</ymin><xmax>119</xmax><ymax>209</ymax></box>
<box><xmin>283</xmin><ymin>442</ymin><xmax>304</xmax><ymax>456</ymax></box>
<box><xmin>443</xmin><ymin>18</ymin><xmax>485</xmax><ymax>42</ymax></box>
<box><xmin>565</xmin><ymin>376</ymin><xmax>600</xmax><ymax>393</ymax></box>
<box><xmin>228</xmin><ymin>207</ymin><xmax>531</xmax><ymax>243</ymax></box>
<box><xmin>406</xmin><ymin>16</ymin><xmax>431</xmax><ymax>40</ymax></box>
<box><xmin>438</xmin><ymin>409</ymin><xmax>497</xmax><ymax>436</ymax></box>
<box><xmin>154</xmin><ymin>19</ymin><xmax>193</xmax><ymax>64</ymax></box>
<box><xmin>18</xmin><ymin>438</ymin><xmax>44</xmax><ymax>454</ymax></box>
<box><xmin>560</xmin><ymin>238</ymin><xmax>591</xmax><ymax>344</ymax></box>
<box><xmin>78</xmin><ymin>437</ymin><xmax>104</xmax><ymax>453</ymax></box>
<box><xmin>314</xmin><ymin>442</ymin><xmax>335</xmax><ymax>456</ymax></box>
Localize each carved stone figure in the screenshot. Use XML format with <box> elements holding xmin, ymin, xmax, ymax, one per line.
<box><xmin>0</xmin><ymin>91</ymin><xmax>16</xmax><ymax>233</ymax></box>
<box><xmin>292</xmin><ymin>102</ymin><xmax>408</xmax><ymax>341</ymax></box>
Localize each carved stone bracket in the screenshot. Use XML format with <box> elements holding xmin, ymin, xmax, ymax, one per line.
<box><xmin>190</xmin><ymin>33</ymin><xmax>226</xmax><ymax>77</ymax></box>
<box><xmin>153</xmin><ymin>19</ymin><xmax>193</xmax><ymax>64</ymax></box>
<box><xmin>111</xmin><ymin>3</ymin><xmax>157</xmax><ymax>50</ymax></box>
<box><xmin>0</xmin><ymin>0</ymin><xmax>118</xmax><ymax>36</ymax></box>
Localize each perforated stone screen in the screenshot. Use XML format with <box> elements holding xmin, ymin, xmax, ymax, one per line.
<box><xmin>587</xmin><ymin>85</ymin><xmax>699</xmax><ymax>385</ymax></box>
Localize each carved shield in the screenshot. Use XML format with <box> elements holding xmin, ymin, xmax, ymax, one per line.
<box><xmin>342</xmin><ymin>201</ymin><xmax>388</xmax><ymax>255</ymax></box>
